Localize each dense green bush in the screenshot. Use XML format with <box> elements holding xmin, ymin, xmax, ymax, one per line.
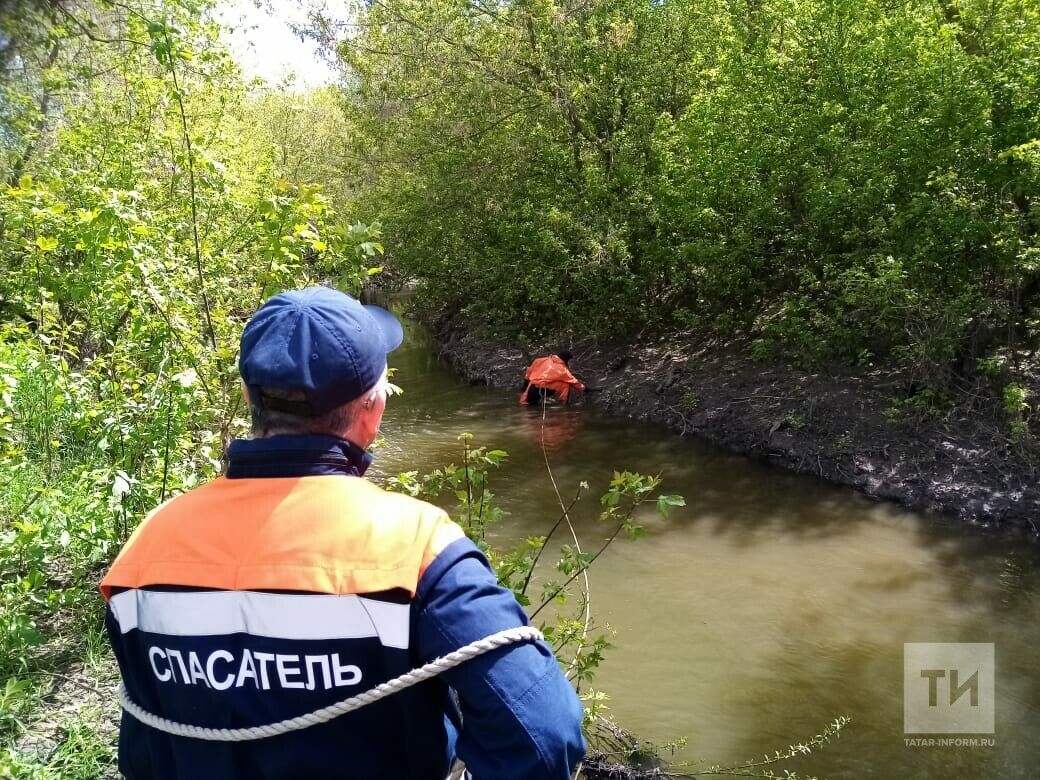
<box><xmin>339</xmin><ymin>0</ymin><xmax>1040</xmax><ymax>376</ymax></box>
<box><xmin>0</xmin><ymin>1</ymin><xmax>381</xmax><ymax>768</ymax></box>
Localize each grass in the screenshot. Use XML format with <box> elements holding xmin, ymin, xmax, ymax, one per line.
<box><xmin>1</xmin><ymin>621</ymin><xmax>120</xmax><ymax>779</ymax></box>
<box><xmin>0</xmin><ymin>401</ymin><xmax>122</xmax><ymax>778</ymax></box>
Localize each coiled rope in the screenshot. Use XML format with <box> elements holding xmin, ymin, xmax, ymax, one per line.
<box><xmin>118</xmin><ymin>625</ymin><xmax>543</xmax><ymax>742</ymax></box>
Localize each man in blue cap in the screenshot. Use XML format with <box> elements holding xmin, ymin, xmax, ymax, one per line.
<box><xmin>100</xmin><ymin>287</ymin><xmax>586</xmax><ymax>779</ymax></box>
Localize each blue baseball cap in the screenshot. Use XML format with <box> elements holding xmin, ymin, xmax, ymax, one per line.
<box><xmin>239</xmin><ymin>286</ymin><xmax>404</xmax><ymax>416</ymax></box>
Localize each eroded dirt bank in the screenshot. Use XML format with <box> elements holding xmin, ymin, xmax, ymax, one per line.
<box><xmin>428</xmin><ymin>317</ymin><xmax>1040</xmax><ymax>536</ymax></box>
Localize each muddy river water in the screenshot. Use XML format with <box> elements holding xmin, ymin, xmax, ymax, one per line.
<box><xmin>371</xmin><ymin>306</ymin><xmax>1040</xmax><ymax>779</ymax></box>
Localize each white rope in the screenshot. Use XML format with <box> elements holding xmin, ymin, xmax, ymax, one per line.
<box><xmin>119</xmin><ymin>626</ymin><xmax>543</xmax><ymax>742</ymax></box>
<box><xmin>539</xmin><ymin>395</ymin><xmax>591</xmax><ymax>681</ymax></box>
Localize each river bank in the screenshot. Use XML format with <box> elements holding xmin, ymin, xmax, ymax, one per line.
<box><xmin>427</xmin><ymin>315</ymin><xmax>1040</xmax><ymax>536</ymax></box>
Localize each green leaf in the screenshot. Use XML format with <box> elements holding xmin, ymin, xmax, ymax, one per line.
<box><xmin>655</xmin><ymin>494</ymin><xmax>686</xmax><ymax>517</ymax></box>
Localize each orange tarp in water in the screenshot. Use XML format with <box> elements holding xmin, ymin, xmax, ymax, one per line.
<box><xmin>519</xmin><ymin>356</ymin><xmax>585</xmax><ymax>405</ymax></box>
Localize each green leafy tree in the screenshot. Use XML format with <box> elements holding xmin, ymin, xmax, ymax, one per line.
<box><xmin>0</xmin><ymin>2</ymin><xmax>380</xmax><ymax>764</ymax></box>
<box><xmin>335</xmin><ymin>0</ymin><xmax>1040</xmax><ymax>382</ymax></box>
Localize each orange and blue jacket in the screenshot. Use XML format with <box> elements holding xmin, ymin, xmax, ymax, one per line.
<box><xmin>100</xmin><ymin>434</ymin><xmax>585</xmax><ymax>780</ymax></box>
<box><xmin>519</xmin><ymin>356</ymin><xmax>585</xmax><ymax>405</ymax></box>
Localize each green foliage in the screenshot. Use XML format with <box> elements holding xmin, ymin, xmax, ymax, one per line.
<box><xmin>386</xmin><ymin>432</ymin><xmax>510</xmax><ymax>546</ymax></box>
<box><xmin>0</xmin><ymin>719</ymin><xmax>117</xmax><ymax>780</ymax></box>
<box><xmin>238</xmin><ymin>89</ymin><xmax>358</xmax><ymax>214</ymax></box>
<box><xmin>0</xmin><ymin>0</ymin><xmax>380</xmax><ymax>769</ymax></box>
<box><xmin>882</xmin><ymin>385</ymin><xmax>951</xmax><ymax>423</ymax></box>
<box><xmin>1003</xmin><ymin>382</ymin><xmax>1031</xmax><ymax>444</ymax></box>
<box><xmin>679</xmin><ymin>390</ymin><xmax>701</xmax><ymax>412</ymax></box>
<box><xmin>337</xmin><ymin>0</ymin><xmax>1040</xmax><ymax>377</ymax></box>
<box><xmin>666</xmin><ymin>715</ymin><xmax>851</xmax><ymax>779</ymax></box>
<box><xmin>386</xmin><ymin>435</ymin><xmax>684</xmax><ymax>699</ymax></box>
<box><xmin>782</xmin><ymin>411</ymin><xmax>807</xmax><ymax>431</ymax></box>
<box><xmin>0</xmin><ymin>703</ymin><xmax>117</xmax><ymax>780</ymax></box>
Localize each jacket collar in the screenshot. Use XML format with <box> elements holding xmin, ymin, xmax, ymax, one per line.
<box><xmin>226</xmin><ymin>434</ymin><xmax>373</xmax><ymax>479</ymax></box>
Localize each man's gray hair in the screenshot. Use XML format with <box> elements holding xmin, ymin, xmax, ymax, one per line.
<box><xmin>249</xmin><ymin>387</ymin><xmax>359</xmax><ymax>438</ymax></box>
<box><xmin>249</xmin><ymin>367</ymin><xmax>388</xmax><ymax>438</ymax></box>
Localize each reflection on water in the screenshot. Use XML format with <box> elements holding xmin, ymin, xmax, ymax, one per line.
<box><xmin>519</xmin><ymin>407</ymin><xmax>584</xmax><ymax>453</ymax></box>
<box><xmin>371</xmin><ymin>301</ymin><xmax>1040</xmax><ymax>779</ymax></box>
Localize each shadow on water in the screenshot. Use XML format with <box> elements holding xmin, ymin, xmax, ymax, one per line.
<box><xmin>369</xmin><ymin>297</ymin><xmax>1040</xmax><ymax>779</ymax></box>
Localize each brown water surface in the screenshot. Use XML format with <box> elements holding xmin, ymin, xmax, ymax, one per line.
<box><xmin>373</xmin><ymin>304</ymin><xmax>1040</xmax><ymax>779</ymax></box>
